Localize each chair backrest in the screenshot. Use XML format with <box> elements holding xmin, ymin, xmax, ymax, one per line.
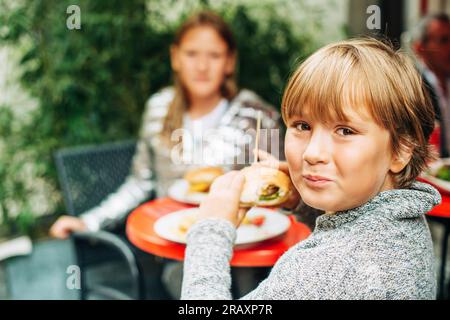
<box><xmin>54</xmin><ymin>140</ymin><xmax>137</xmax><ymax>216</ymax></box>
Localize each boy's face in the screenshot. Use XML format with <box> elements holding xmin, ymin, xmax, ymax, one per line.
<box><xmin>285</xmin><ymin>106</ymin><xmax>397</xmax><ymax>212</ymax></box>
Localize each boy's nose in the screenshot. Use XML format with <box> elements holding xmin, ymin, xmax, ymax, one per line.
<box><xmin>302</xmin><ymin>130</ymin><xmax>330</xmax><ymax>165</ymax></box>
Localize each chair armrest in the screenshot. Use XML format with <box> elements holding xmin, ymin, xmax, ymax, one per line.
<box><xmin>71</xmin><ymin>230</ymin><xmax>143</xmax><ymax>299</ymax></box>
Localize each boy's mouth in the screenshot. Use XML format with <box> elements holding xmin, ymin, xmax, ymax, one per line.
<box><xmin>302</xmin><ymin>174</ymin><xmax>333</xmax><ymax>188</ymax></box>
<box><xmin>303</xmin><ymin>174</ymin><xmax>332</xmax><ymax>182</ymax></box>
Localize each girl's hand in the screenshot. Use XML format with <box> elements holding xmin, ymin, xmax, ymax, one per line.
<box><xmin>49</xmin><ymin>216</ymin><xmax>88</xmax><ymax>239</ymax></box>
<box><xmin>197</xmin><ymin>171</ymin><xmax>249</xmax><ymax>228</ymax></box>
<box><xmin>253</xmin><ymin>149</ymin><xmax>301</xmax><ymax>210</ymax></box>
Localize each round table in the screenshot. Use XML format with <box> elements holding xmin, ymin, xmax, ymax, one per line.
<box><xmin>427</xmin><ymin>194</ymin><xmax>450</xmax><ymax>300</ymax></box>
<box><xmin>419</xmin><ymin>177</ymin><xmax>450</xmax><ymax>299</ymax></box>
<box><xmin>126</xmin><ymin>197</ymin><xmax>311</xmax><ymax>267</ymax></box>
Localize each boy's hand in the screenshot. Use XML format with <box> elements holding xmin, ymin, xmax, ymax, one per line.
<box><xmin>197</xmin><ymin>171</ymin><xmax>249</xmax><ymax>228</ymax></box>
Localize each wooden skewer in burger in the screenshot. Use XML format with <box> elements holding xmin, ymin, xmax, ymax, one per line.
<box><xmin>239</xmin><ymin>111</ymin><xmax>292</xmax><ymax>207</ymax></box>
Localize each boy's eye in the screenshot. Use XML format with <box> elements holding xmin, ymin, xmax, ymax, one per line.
<box><xmin>294</xmin><ymin>122</ymin><xmax>311</xmax><ymax>131</ymax></box>
<box><xmin>336</xmin><ymin>127</ymin><xmax>355</xmax><ymax>136</ymax></box>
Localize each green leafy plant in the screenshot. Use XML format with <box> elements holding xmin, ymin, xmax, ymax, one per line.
<box><xmin>436</xmin><ymin>165</ymin><xmax>450</xmax><ymax>182</ymax></box>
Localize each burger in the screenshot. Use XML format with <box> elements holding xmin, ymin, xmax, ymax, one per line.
<box><xmin>240</xmin><ymin>166</ymin><xmax>292</xmax><ymax>207</ymax></box>
<box><xmin>183</xmin><ymin>166</ymin><xmax>225</xmax><ymax>193</ymax></box>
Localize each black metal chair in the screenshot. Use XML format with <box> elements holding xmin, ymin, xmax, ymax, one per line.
<box><xmin>426</xmin><ymin>215</ymin><xmax>450</xmax><ymax>300</ymax></box>
<box><xmin>54</xmin><ymin>139</ymin><xmax>149</xmax><ymax>300</ymax></box>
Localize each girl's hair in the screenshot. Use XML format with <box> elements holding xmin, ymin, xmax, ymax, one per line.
<box><xmin>281</xmin><ymin>37</ymin><xmax>436</xmax><ymax>188</ymax></box>
<box><xmin>161</xmin><ymin>10</ymin><xmax>238</xmax><ymax>145</ymax></box>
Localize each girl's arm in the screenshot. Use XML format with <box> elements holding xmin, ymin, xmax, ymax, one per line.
<box><xmin>80</xmin><ymin>139</ymin><xmax>155</xmax><ymax>231</ymax></box>
<box><xmin>80</xmin><ymin>93</ymin><xmax>164</xmax><ymax>231</ymax></box>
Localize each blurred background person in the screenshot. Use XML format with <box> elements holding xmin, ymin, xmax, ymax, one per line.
<box><xmin>412</xmin><ymin>13</ymin><xmax>450</xmax><ymax>157</ymax></box>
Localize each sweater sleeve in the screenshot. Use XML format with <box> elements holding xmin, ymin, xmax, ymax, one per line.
<box><xmin>180</xmin><ymin>218</ymin><xmax>297</xmax><ymax>300</ymax></box>
<box><xmin>181</xmin><ymin>218</ymin><xmax>236</xmax><ymax>300</ymax></box>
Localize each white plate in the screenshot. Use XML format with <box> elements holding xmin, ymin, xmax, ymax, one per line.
<box><xmin>154</xmin><ymin>207</ymin><xmax>291</xmax><ymax>246</ymax></box>
<box><xmin>421</xmin><ymin>158</ymin><xmax>450</xmax><ymax>192</ymax></box>
<box><xmin>168</xmin><ymin>179</ymin><xmax>208</xmax><ymax>205</ymax></box>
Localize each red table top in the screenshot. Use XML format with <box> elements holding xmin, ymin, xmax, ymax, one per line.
<box><xmin>417</xmin><ymin>177</ymin><xmax>450</xmax><ymax>219</ymax></box>
<box><xmin>126</xmin><ymin>197</ymin><xmax>312</xmax><ymax>267</ymax></box>
<box><xmin>426</xmin><ymin>193</ymin><xmax>450</xmax><ymax>219</ymax></box>
<box><xmin>422</xmin><ymin>129</ymin><xmax>450</xmax><ymax>219</ymax></box>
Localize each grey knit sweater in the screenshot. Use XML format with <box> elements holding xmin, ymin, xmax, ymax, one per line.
<box><xmin>181</xmin><ymin>181</ymin><xmax>441</xmax><ymax>300</ymax></box>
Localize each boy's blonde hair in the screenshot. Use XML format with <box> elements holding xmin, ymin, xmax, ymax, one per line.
<box><xmin>282</xmin><ymin>38</ymin><xmax>435</xmax><ymax>188</ymax></box>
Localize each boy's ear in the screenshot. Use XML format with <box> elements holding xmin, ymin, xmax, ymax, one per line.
<box><xmin>170</xmin><ymin>45</ymin><xmax>180</xmax><ymax>72</ymax></box>
<box><xmin>390</xmin><ymin>143</ymin><xmax>414</xmax><ymax>174</ymax></box>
